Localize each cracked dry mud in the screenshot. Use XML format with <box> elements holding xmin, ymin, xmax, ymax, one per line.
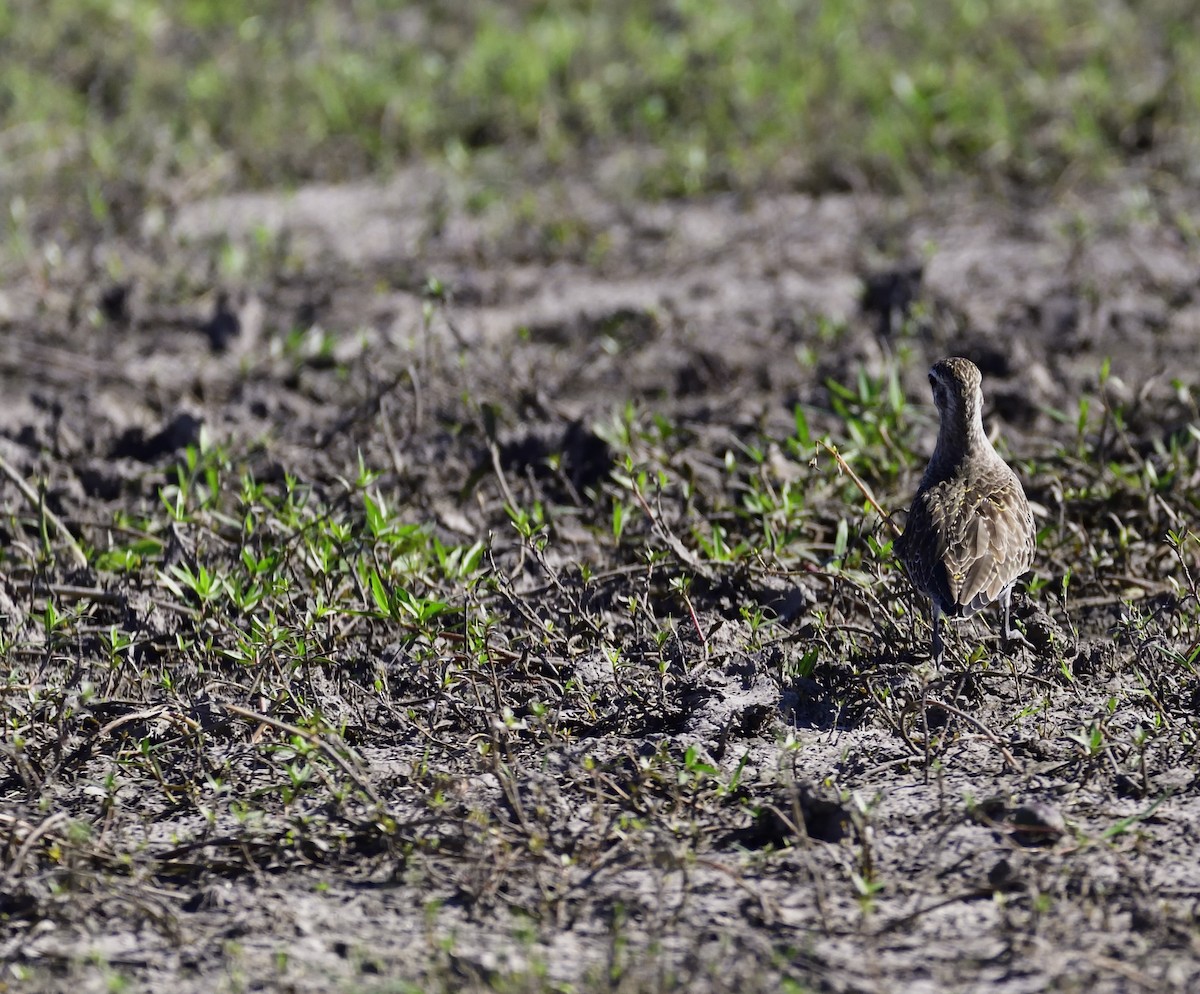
<box><xmin>2</xmin><ymin>168</ymin><xmax>1200</xmax><ymax>993</ymax></box>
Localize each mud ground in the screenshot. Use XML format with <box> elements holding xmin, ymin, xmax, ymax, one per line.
<box><xmin>2</xmin><ymin>166</ymin><xmax>1200</xmax><ymax>992</ymax></box>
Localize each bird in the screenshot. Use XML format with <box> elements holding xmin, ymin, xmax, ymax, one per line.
<box><xmin>894</xmin><ymin>357</ymin><xmax>1036</xmax><ymax>663</ymax></box>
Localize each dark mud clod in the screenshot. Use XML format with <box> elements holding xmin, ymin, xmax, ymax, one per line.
<box><xmin>1010</xmin><ymin>802</ymin><xmax>1067</xmax><ymax>848</ymax></box>
<box><xmin>99</xmin><ymin>282</ymin><xmax>131</xmax><ymax>324</ymax></box>
<box><xmin>202</xmin><ymin>291</ymin><xmax>241</xmax><ymax>351</ymax></box>
<box><xmin>861</xmin><ymin>263</ymin><xmax>923</xmax><ymax>336</ymax></box>
<box><xmin>109</xmin><ymin>412</ymin><xmax>204</xmax><ymax>462</ymax></box>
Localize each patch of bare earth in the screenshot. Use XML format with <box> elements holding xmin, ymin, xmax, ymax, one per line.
<box><xmin>2</xmin><ymin>167</ymin><xmax>1200</xmax><ymax>992</ymax></box>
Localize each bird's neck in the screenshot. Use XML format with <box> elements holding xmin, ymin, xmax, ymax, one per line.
<box><xmin>927</xmin><ymin>414</ymin><xmax>992</xmax><ymax>479</ymax></box>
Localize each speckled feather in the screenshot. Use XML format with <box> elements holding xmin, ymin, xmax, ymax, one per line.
<box><xmin>896</xmin><ymin>357</ymin><xmax>1035</xmax><ymax>618</ymax></box>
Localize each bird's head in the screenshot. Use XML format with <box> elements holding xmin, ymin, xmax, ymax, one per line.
<box><xmin>928</xmin><ymin>356</ymin><xmax>984</xmax><ymax>433</ymax></box>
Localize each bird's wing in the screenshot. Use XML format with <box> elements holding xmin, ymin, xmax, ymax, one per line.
<box><xmin>897</xmin><ymin>487</ymin><xmax>957</xmax><ymax>612</ymax></box>
<box><xmin>941</xmin><ymin>483</ymin><xmax>1035</xmax><ymax>616</ymax></box>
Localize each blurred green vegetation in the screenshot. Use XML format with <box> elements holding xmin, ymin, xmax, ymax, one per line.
<box><xmin>2</xmin><ymin>0</ymin><xmax>1198</xmax><ymax>219</ymax></box>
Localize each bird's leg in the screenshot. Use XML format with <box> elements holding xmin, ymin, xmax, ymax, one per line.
<box><xmin>931</xmin><ymin>605</ymin><xmax>944</xmax><ymax>664</ymax></box>
<box><xmin>1001</xmin><ymin>586</ymin><xmax>1034</xmax><ymax>652</ymax></box>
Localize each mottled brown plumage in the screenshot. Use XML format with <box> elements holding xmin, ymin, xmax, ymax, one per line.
<box><xmin>895</xmin><ymin>357</ymin><xmax>1036</xmax><ymax>662</ymax></box>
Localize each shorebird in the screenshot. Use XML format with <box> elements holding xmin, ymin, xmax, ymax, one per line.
<box><xmin>895</xmin><ymin>357</ymin><xmax>1036</xmax><ymax>662</ymax></box>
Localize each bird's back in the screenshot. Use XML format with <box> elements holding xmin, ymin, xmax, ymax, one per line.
<box><xmin>898</xmin><ymin>454</ymin><xmax>1034</xmax><ymax>618</ymax></box>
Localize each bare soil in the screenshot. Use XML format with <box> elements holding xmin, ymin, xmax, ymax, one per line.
<box><xmin>2</xmin><ymin>167</ymin><xmax>1200</xmax><ymax>993</ymax></box>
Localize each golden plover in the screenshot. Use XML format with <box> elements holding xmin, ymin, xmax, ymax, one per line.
<box><xmin>895</xmin><ymin>357</ymin><xmax>1036</xmax><ymax>662</ymax></box>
